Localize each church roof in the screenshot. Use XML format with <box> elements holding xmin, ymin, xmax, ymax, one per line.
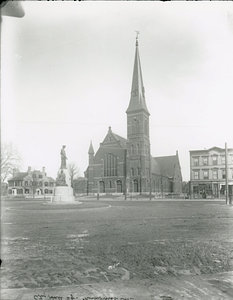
<box><xmin>150</xmin><ymin>156</ymin><xmax>160</xmax><ymax>175</ymax></box>
<box><xmin>101</xmin><ymin>126</ymin><xmax>127</xmax><ymax>149</ymax></box>
<box><xmin>112</xmin><ymin>133</ymin><xmax>127</xmax><ymax>149</ymax></box>
<box><xmin>154</xmin><ymin>155</ymin><xmax>179</xmax><ymax>178</ymax></box>
<box><xmin>126</xmin><ymin>37</ymin><xmax>150</xmax><ymax>115</ymax></box>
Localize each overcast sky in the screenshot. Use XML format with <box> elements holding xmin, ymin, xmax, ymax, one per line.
<box><xmin>2</xmin><ymin>2</ymin><xmax>233</xmax><ymax>181</ymax></box>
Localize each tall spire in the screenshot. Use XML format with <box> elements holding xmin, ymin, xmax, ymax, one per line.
<box><xmin>88</xmin><ymin>140</ymin><xmax>94</xmax><ymax>155</ymax></box>
<box><xmin>126</xmin><ymin>33</ymin><xmax>150</xmax><ymax>115</ymax></box>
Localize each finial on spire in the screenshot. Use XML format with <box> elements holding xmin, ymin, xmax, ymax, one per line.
<box><xmin>135</xmin><ymin>30</ymin><xmax>140</xmax><ymax>46</ymax></box>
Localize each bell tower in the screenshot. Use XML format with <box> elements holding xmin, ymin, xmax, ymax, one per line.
<box><xmin>126</xmin><ymin>33</ymin><xmax>151</xmax><ymax>194</ymax></box>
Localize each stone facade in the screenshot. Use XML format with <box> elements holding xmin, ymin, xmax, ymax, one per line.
<box><xmin>84</xmin><ymin>38</ymin><xmax>183</xmax><ymax>196</ymax></box>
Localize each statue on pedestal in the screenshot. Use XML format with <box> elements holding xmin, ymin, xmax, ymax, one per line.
<box><xmin>60</xmin><ymin>145</ymin><xmax>67</xmax><ymax>169</ymax></box>
<box><xmin>56</xmin><ymin>170</ymin><xmax>67</xmax><ymax>186</ymax></box>
<box><xmin>52</xmin><ymin>145</ymin><xmax>75</xmax><ymax>202</ymax></box>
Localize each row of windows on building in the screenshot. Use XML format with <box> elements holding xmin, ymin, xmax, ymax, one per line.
<box><xmin>193</xmin><ymin>156</ymin><xmax>233</xmax><ymax>166</ymax></box>
<box><xmin>130</xmin><ymin>144</ymin><xmax>149</xmax><ymax>156</ymax></box>
<box><xmin>131</xmin><ymin>167</ymin><xmax>150</xmax><ymax>177</ymax></box>
<box><xmin>96</xmin><ymin>179</ymin><xmax>169</xmax><ymax>193</ymax></box>
<box><xmin>102</xmin><ymin>153</ymin><xmax>151</xmax><ymax>178</ymax></box>
<box><xmin>193</xmin><ymin>169</ymin><xmax>233</xmax><ymax>180</ymax></box>
<box><xmin>8</xmin><ymin>189</ymin><xmax>54</xmax><ymax>194</ymax></box>
<box><xmin>8</xmin><ymin>181</ymin><xmax>55</xmax><ymax>187</ymax></box>
<box><xmin>102</xmin><ymin>150</ymin><xmax>151</xmax><ymax>178</ymax></box>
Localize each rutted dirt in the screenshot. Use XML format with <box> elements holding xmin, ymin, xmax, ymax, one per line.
<box><xmin>1</xmin><ymin>199</ymin><xmax>233</xmax><ymax>299</ymax></box>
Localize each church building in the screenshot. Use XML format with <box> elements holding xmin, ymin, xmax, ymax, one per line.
<box><xmin>85</xmin><ymin>37</ymin><xmax>182</xmax><ymax>196</ymax></box>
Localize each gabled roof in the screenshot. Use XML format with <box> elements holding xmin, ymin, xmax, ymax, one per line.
<box><xmin>47</xmin><ymin>177</ymin><xmax>55</xmax><ymax>182</ymax></box>
<box><xmin>126</xmin><ymin>38</ymin><xmax>149</xmax><ymax>115</ymax></box>
<box><xmin>101</xmin><ymin>126</ymin><xmax>127</xmax><ymax>149</ymax></box>
<box><xmin>8</xmin><ymin>171</ymin><xmax>55</xmax><ymax>182</ymax></box>
<box><xmin>8</xmin><ymin>172</ymin><xmax>28</xmax><ymax>181</ymax></box>
<box><xmin>112</xmin><ymin>133</ymin><xmax>127</xmax><ymax>149</ymax></box>
<box><xmin>150</xmin><ymin>155</ymin><xmax>160</xmax><ymax>175</ymax></box>
<box><xmin>153</xmin><ymin>155</ymin><xmax>179</xmax><ymax>178</ymax></box>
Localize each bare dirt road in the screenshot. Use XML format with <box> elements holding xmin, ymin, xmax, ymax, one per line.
<box><xmin>1</xmin><ymin>198</ymin><xmax>233</xmax><ymax>299</ymax></box>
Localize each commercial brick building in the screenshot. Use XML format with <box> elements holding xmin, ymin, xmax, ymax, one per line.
<box><xmin>190</xmin><ymin>147</ymin><xmax>233</xmax><ymax>198</ymax></box>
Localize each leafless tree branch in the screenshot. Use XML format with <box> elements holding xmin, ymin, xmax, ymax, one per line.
<box><xmin>1</xmin><ymin>142</ymin><xmax>22</xmax><ymax>182</ymax></box>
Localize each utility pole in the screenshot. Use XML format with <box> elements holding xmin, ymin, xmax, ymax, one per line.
<box><xmin>149</xmin><ymin>143</ymin><xmax>152</xmax><ymax>201</ymax></box>
<box><xmin>124</xmin><ymin>149</ymin><xmax>127</xmax><ymax>200</ymax></box>
<box><xmin>225</xmin><ymin>142</ymin><xmax>228</xmax><ymax>204</ymax></box>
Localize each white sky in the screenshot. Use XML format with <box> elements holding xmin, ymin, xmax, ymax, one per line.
<box><xmin>1</xmin><ymin>2</ymin><xmax>233</xmax><ymax>181</ymax></box>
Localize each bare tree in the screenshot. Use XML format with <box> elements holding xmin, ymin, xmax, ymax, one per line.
<box><xmin>1</xmin><ymin>142</ymin><xmax>22</xmax><ymax>182</ymax></box>
<box><xmin>67</xmin><ymin>162</ymin><xmax>80</xmax><ymax>188</ymax></box>
<box><xmin>30</xmin><ymin>171</ymin><xmax>39</xmax><ymax>199</ymax></box>
<box><xmin>158</xmin><ymin>166</ymin><xmax>167</xmax><ymax>198</ymax></box>
<box><xmin>155</xmin><ymin>160</ymin><xmax>170</xmax><ymax>198</ymax></box>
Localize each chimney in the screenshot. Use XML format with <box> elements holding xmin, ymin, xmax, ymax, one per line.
<box><xmin>176</xmin><ymin>150</ymin><xmax>178</xmax><ymax>156</ymax></box>
<box><xmin>13</xmin><ymin>168</ymin><xmax>19</xmax><ymax>177</ymax></box>
<box><xmin>42</xmin><ymin>167</ymin><xmax>45</xmax><ymax>176</ymax></box>
<box><xmin>28</xmin><ymin>166</ymin><xmax>31</xmax><ymax>173</ymax></box>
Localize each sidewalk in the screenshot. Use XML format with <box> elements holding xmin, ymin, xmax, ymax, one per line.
<box><xmin>77</xmin><ymin>195</ymin><xmax>227</xmax><ymax>202</ymax></box>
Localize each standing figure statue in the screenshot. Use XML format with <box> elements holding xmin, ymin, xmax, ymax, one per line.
<box><xmin>60</xmin><ymin>145</ymin><xmax>68</xmax><ymax>169</ymax></box>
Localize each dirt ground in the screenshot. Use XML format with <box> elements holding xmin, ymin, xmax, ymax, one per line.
<box><xmin>1</xmin><ymin>197</ymin><xmax>233</xmax><ymax>300</ymax></box>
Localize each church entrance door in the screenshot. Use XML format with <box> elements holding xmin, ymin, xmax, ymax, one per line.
<box><xmin>133</xmin><ymin>179</ymin><xmax>138</xmax><ymax>193</ymax></box>
<box><xmin>116</xmin><ymin>180</ymin><xmax>122</xmax><ymax>193</ymax></box>
<box><xmin>99</xmin><ymin>181</ymin><xmax>105</xmax><ymax>193</ymax></box>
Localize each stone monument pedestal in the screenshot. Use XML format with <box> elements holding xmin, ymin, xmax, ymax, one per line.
<box><xmin>51</xmin><ymin>167</ymin><xmax>75</xmax><ymax>202</ymax></box>
<box><xmin>52</xmin><ymin>186</ymin><xmax>75</xmax><ymax>202</ymax></box>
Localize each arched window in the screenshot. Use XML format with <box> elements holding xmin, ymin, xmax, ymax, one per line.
<box><xmin>116</xmin><ymin>180</ymin><xmax>122</xmax><ymax>193</ymax></box>
<box><xmin>99</xmin><ymin>181</ymin><xmax>105</xmax><ymax>193</ymax></box>
<box><xmin>44</xmin><ymin>182</ymin><xmax>48</xmax><ymax>187</ymax></box>
<box><xmin>136</xmin><ymin>144</ymin><xmax>139</xmax><ymax>154</ymax></box>
<box><xmin>144</xmin><ymin>120</ymin><xmax>148</xmax><ymax>136</ymax></box>
<box><xmin>133</xmin><ymin>179</ymin><xmax>139</xmax><ymax>192</ymax></box>
<box><xmin>131</xmin><ymin>145</ymin><xmax>134</xmax><ymax>155</ymax></box>
<box><xmin>104</xmin><ymin>153</ymin><xmax>117</xmax><ymax>177</ymax></box>
<box><xmin>128</xmin><ymin>122</ymin><xmax>132</xmax><ymax>135</ymax></box>
<box><xmin>134</xmin><ymin>118</ymin><xmax>139</xmax><ymax>134</ymax></box>
<box><xmin>131</xmin><ymin>168</ymin><xmax>134</xmax><ymax>176</ymax></box>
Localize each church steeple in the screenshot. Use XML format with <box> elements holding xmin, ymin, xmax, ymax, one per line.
<box><xmin>88</xmin><ymin>141</ymin><xmax>94</xmax><ymax>155</ymax></box>
<box><xmin>126</xmin><ymin>34</ymin><xmax>150</xmax><ymax>115</ymax></box>
<box><xmin>126</xmin><ymin>34</ymin><xmax>151</xmax><ymax>195</ymax></box>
